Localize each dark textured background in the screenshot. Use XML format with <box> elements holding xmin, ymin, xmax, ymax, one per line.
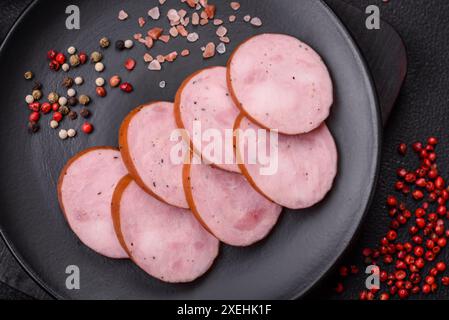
<box><xmin>1</xmin><ymin>0</ymin><xmax>449</xmax><ymax>300</ymax></box>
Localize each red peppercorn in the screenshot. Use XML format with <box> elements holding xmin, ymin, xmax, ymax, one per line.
<box><xmin>414</xmin><ymin>246</ymin><xmax>424</xmax><ymax>257</ymax></box>
<box><xmin>395</xmin><ymin>181</ymin><xmax>404</xmax><ymax>191</ymax></box>
<box><xmin>52</xmin><ymin>103</ymin><xmax>60</xmax><ymax>111</ymax></box>
<box><xmin>53</xmin><ymin>112</ymin><xmax>63</xmax><ymax>122</ymax></box>
<box><xmin>412</xmin><ymin>190</ymin><xmax>424</xmax><ymax>200</ymax></box>
<box><xmin>429</xmin><ymin>169</ymin><xmax>439</xmax><ymax>179</ymax></box>
<box><xmin>55</xmin><ymin>53</ymin><xmax>66</xmax><ymax>64</ymax></box>
<box><xmin>430</xmin><ymin>267</ymin><xmax>439</xmax><ymax>277</ymax></box>
<box><xmin>405</xmin><ymin>173</ymin><xmax>416</xmax><ymax>183</ymax></box>
<box><xmin>396</xmin><ymin>260</ymin><xmax>407</xmax><ymax>270</ymax></box>
<box><xmin>402</xmin><ymin>185</ymin><xmax>411</xmax><ymax>194</ymax></box>
<box><xmin>397</xmin><ymin>168</ymin><xmax>407</xmax><ymax>177</ymax></box>
<box><xmin>82</xmin><ymin>122</ymin><xmax>94</xmax><ymax>134</ymax></box>
<box><xmin>425</xmin><ymin>251</ymin><xmax>435</xmax><ymax>261</ymax></box>
<box><xmin>435</xmin><ymin>177</ymin><xmax>445</xmax><ymax>189</ymax></box>
<box><xmin>442</xmin><ymin>277</ymin><xmax>449</xmax><ymax>286</ymax></box>
<box><xmin>412</xmin><ymin>142</ymin><xmax>423</xmax><ymax>152</ymax></box>
<box><xmin>384</xmin><ymin>255</ymin><xmax>393</xmax><ymax>264</ymax></box>
<box><xmin>437</xmin><ymin>238</ymin><xmax>447</xmax><ymax>247</ymax></box>
<box><xmin>411</xmin><ymin>286</ymin><xmax>420</xmax><ymax>294</ymax></box>
<box><xmin>387</xmin><ymin>230</ymin><xmax>397</xmax><ymax>241</ymax></box>
<box><xmin>415</xmin><ymin>258</ymin><xmax>425</xmax><ymax>269</ymax></box>
<box><xmin>41</xmin><ymin>102</ymin><xmax>51</xmax><ymax>114</ymax></box>
<box><xmin>416</xmin><ymin>218</ymin><xmax>426</xmax><ymax>229</ymax></box>
<box><xmin>428</xmin><ymin>153</ymin><xmax>437</xmax><ymax>162</ymax></box>
<box><xmin>425</xmin><ymin>275</ymin><xmax>435</xmax><ymax>285</ymax></box>
<box><xmin>416</xmin><ymin>178</ymin><xmax>427</xmax><ymax>187</ymax></box>
<box><xmin>96</xmin><ymin>86</ymin><xmax>107</xmax><ymax>97</ymax></box>
<box><xmin>379</xmin><ymin>292</ymin><xmax>389</xmax><ymax>300</ymax></box>
<box><xmin>359</xmin><ymin>290</ymin><xmax>368</xmax><ymax>300</ymax></box>
<box><xmin>436</xmin><ymin>262</ymin><xmax>446</xmax><ymax>272</ymax></box>
<box><xmin>49</xmin><ymin>60</ymin><xmax>60</xmax><ymax>71</ymax></box>
<box><xmin>395</xmin><ymin>270</ymin><xmax>406</xmax><ymax>280</ymax></box>
<box><xmin>422</xmin><ymin>284</ymin><xmax>431</xmax><ymax>294</ymax></box>
<box><xmin>79</xmin><ymin>52</ymin><xmax>87</xmax><ymax>64</ymax></box>
<box><xmin>334</xmin><ymin>282</ymin><xmax>344</xmax><ymax>294</ymax></box>
<box><xmin>428</xmin><ymin>137</ymin><xmax>438</xmax><ymax>145</ymax></box>
<box><xmin>426</xmin><ymin>239</ymin><xmax>435</xmax><ymax>249</ymax></box>
<box><xmin>120</xmin><ymin>82</ymin><xmax>133</xmax><ymax>93</ymax></box>
<box><xmin>47</xmin><ymin>49</ymin><xmax>57</xmax><ymax>60</ymax></box>
<box><xmin>398</xmin><ymin>289</ymin><xmax>409</xmax><ymax>299</ymax></box>
<box><xmin>409</xmin><ymin>226</ymin><xmax>419</xmax><ymax>235</ymax></box>
<box><xmin>398</xmin><ymin>143</ymin><xmax>407</xmax><ymax>155</ymax></box>
<box><xmin>28</xmin><ymin>102</ymin><xmax>40</xmax><ymax>112</ymax></box>
<box><xmin>124</xmin><ymin>58</ymin><xmax>136</xmax><ymax>71</ymax></box>
<box><xmin>433</xmin><ymin>246</ymin><xmax>441</xmax><ymax>254</ymax></box>
<box><xmin>350</xmin><ymin>265</ymin><xmax>359</xmax><ymax>274</ymax></box>
<box><xmin>380</xmin><ymin>271</ymin><xmax>388</xmax><ymax>282</ymax></box>
<box><xmin>29</xmin><ymin>112</ymin><xmax>40</xmax><ymax>122</ymax></box>
<box><xmin>362</xmin><ymin>248</ymin><xmax>372</xmax><ymax>257</ymax></box>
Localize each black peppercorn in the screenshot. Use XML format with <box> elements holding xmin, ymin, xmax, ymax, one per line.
<box><xmin>62</xmin><ymin>77</ymin><xmax>74</xmax><ymax>88</ymax></box>
<box><xmin>68</xmin><ymin>96</ymin><xmax>78</xmax><ymax>106</ymax></box>
<box><xmin>80</xmin><ymin>108</ymin><xmax>91</xmax><ymax>118</ymax></box>
<box><xmin>27</xmin><ymin>121</ymin><xmax>40</xmax><ymax>134</ymax></box>
<box><xmin>68</xmin><ymin>111</ymin><xmax>78</xmax><ymax>120</ymax></box>
<box><xmin>32</xmin><ymin>82</ymin><xmax>42</xmax><ymax>91</ymax></box>
<box><xmin>59</xmin><ymin>106</ymin><xmax>70</xmax><ymax>116</ymax></box>
<box><xmin>115</xmin><ymin>40</ymin><xmax>125</xmax><ymax>51</ymax></box>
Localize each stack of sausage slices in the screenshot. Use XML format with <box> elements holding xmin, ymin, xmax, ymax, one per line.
<box><xmin>58</xmin><ymin>34</ymin><xmax>338</xmax><ymax>283</ymax></box>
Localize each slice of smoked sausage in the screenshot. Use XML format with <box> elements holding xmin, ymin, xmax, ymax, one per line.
<box><xmin>227</xmin><ymin>33</ymin><xmax>333</xmax><ymax>135</ymax></box>
<box><xmin>235</xmin><ymin>115</ymin><xmax>338</xmax><ymax>210</ymax></box>
<box><xmin>112</xmin><ymin>176</ymin><xmax>219</xmax><ymax>283</ymax></box>
<box><xmin>119</xmin><ymin>101</ymin><xmax>189</xmax><ymax>209</ymax></box>
<box><xmin>183</xmin><ymin>160</ymin><xmax>282</xmax><ymax>247</ymax></box>
<box><xmin>175</xmin><ymin>66</ymin><xmax>241</xmax><ymax>173</ymax></box>
<box><xmin>57</xmin><ymin>147</ymin><xmax>128</xmax><ymax>259</ymax></box>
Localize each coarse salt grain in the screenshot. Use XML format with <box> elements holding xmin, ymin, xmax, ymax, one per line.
<box><xmin>148</xmin><ymin>7</ymin><xmax>160</xmax><ymax>20</ymax></box>
<box><xmin>229</xmin><ymin>15</ymin><xmax>236</xmax><ymax>23</ymax></box>
<box><xmin>118</xmin><ymin>10</ymin><xmax>129</xmax><ymax>21</ymax></box>
<box><xmin>167</xmin><ymin>9</ymin><xmax>181</xmax><ymax>23</ymax></box>
<box><xmin>159</xmin><ymin>0</ymin><xmax>166</xmax><ymax>4</ymax></box>
<box><xmin>143</xmin><ymin>53</ymin><xmax>153</xmax><ymax>62</ymax></box>
<box><xmin>159</xmin><ymin>81</ymin><xmax>166</xmax><ymax>88</ymax></box>
<box><xmin>148</xmin><ymin>60</ymin><xmax>162</xmax><ymax>71</ymax></box>
<box><xmin>219</xmin><ymin>36</ymin><xmax>230</xmax><ymax>43</ymax></box>
<box><xmin>157</xmin><ymin>55</ymin><xmax>165</xmax><ymax>63</ymax></box>
<box><xmin>159</xmin><ymin>35</ymin><xmax>170</xmax><ymax>43</ymax></box>
<box><xmin>216</xmin><ymin>42</ymin><xmax>226</xmax><ymax>54</ymax></box>
<box><xmin>181</xmin><ymin>49</ymin><xmax>190</xmax><ymax>57</ymax></box>
<box><xmin>250</xmin><ymin>17</ymin><xmax>262</xmax><ymax>27</ymax></box>
<box><xmin>170</xmin><ymin>27</ymin><xmax>179</xmax><ymax>37</ymax></box>
<box><xmin>192</xmin><ymin>12</ymin><xmax>200</xmax><ymax>25</ymax></box>
<box><xmin>203</xmin><ymin>42</ymin><xmax>216</xmax><ymax>59</ymax></box>
<box><xmin>138</xmin><ymin>17</ymin><xmax>146</xmax><ymax>27</ymax></box>
<box><xmin>187</xmin><ymin>32</ymin><xmax>199</xmax><ymax>42</ymax></box>
<box><xmin>230</xmin><ymin>2</ymin><xmax>241</xmax><ymax>10</ymax></box>
<box><xmin>243</xmin><ymin>15</ymin><xmax>251</xmax><ymax>22</ymax></box>
<box><xmin>216</xmin><ymin>26</ymin><xmax>227</xmax><ymax>37</ymax></box>
<box><xmin>213</xmin><ymin>19</ymin><xmax>223</xmax><ymax>26</ymax></box>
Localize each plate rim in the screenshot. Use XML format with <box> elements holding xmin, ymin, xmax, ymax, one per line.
<box><xmin>0</xmin><ymin>0</ymin><xmax>382</xmax><ymax>300</ymax></box>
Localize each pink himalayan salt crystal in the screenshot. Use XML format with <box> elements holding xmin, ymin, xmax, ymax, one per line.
<box><xmin>118</xmin><ymin>10</ymin><xmax>128</xmax><ymax>21</ymax></box>
<box><xmin>203</xmin><ymin>42</ymin><xmax>215</xmax><ymax>59</ymax></box>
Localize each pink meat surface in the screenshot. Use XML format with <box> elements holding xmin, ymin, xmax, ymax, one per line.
<box><xmin>236</xmin><ymin>117</ymin><xmax>338</xmax><ymax>209</ymax></box>
<box><xmin>58</xmin><ymin>148</ymin><xmax>128</xmax><ymax>259</ymax></box>
<box><xmin>177</xmin><ymin>67</ymin><xmax>241</xmax><ymax>173</ymax></box>
<box><xmin>228</xmin><ymin>33</ymin><xmax>333</xmax><ymax>135</ymax></box>
<box><xmin>187</xmin><ymin>164</ymin><xmax>282</xmax><ymax>246</ymax></box>
<box><xmin>117</xmin><ymin>179</ymin><xmax>219</xmax><ymax>283</ymax></box>
<box><xmin>122</xmin><ymin>102</ymin><xmax>189</xmax><ymax>208</ymax></box>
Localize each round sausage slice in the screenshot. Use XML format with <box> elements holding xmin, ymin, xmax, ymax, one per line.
<box><xmin>175</xmin><ymin>66</ymin><xmax>241</xmax><ymax>173</ymax></box>
<box><xmin>183</xmin><ymin>160</ymin><xmax>282</xmax><ymax>247</ymax></box>
<box><xmin>235</xmin><ymin>115</ymin><xmax>338</xmax><ymax>209</ymax></box>
<box><xmin>112</xmin><ymin>176</ymin><xmax>219</xmax><ymax>283</ymax></box>
<box><xmin>57</xmin><ymin>147</ymin><xmax>128</xmax><ymax>259</ymax></box>
<box><xmin>119</xmin><ymin>102</ymin><xmax>189</xmax><ymax>209</ymax></box>
<box><xmin>227</xmin><ymin>33</ymin><xmax>333</xmax><ymax>135</ymax></box>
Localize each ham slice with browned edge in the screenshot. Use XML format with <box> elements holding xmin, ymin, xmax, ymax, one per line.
<box><xmin>175</xmin><ymin>66</ymin><xmax>241</xmax><ymax>173</ymax></box>
<box><xmin>112</xmin><ymin>176</ymin><xmax>219</xmax><ymax>283</ymax></box>
<box><xmin>235</xmin><ymin>115</ymin><xmax>338</xmax><ymax>210</ymax></box>
<box><xmin>119</xmin><ymin>101</ymin><xmax>189</xmax><ymax>209</ymax></box>
<box><xmin>183</xmin><ymin>158</ymin><xmax>282</xmax><ymax>247</ymax></box>
<box><xmin>227</xmin><ymin>33</ymin><xmax>333</xmax><ymax>135</ymax></box>
<box><xmin>57</xmin><ymin>147</ymin><xmax>128</xmax><ymax>259</ymax></box>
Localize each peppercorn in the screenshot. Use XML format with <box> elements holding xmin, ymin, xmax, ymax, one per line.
<box><xmin>58</xmin><ymin>106</ymin><xmax>70</xmax><ymax>116</ymax></box>
<box><xmin>53</xmin><ymin>112</ymin><xmax>63</xmax><ymax>122</ymax></box>
<box><xmin>79</xmin><ymin>52</ymin><xmax>87</xmax><ymax>64</ymax></box>
<box><xmin>120</xmin><ymin>82</ymin><xmax>133</xmax><ymax>93</ymax></box>
<box><xmin>32</xmin><ymin>89</ymin><xmax>42</xmax><ymax>100</ymax></box>
<box><xmin>115</xmin><ymin>40</ymin><xmax>125</xmax><ymax>50</ymax></box>
<box><xmin>49</xmin><ymin>60</ymin><xmax>60</xmax><ymax>71</ymax></box>
<box><xmin>79</xmin><ymin>95</ymin><xmax>90</xmax><ymax>106</ymax></box>
<box><xmin>41</xmin><ymin>102</ymin><xmax>51</xmax><ymax>114</ymax></box>
<box><xmin>24</xmin><ymin>71</ymin><xmax>33</xmax><ymax>80</ymax></box>
<box><xmin>47</xmin><ymin>49</ymin><xmax>57</xmax><ymax>60</ymax></box>
<box><xmin>109</xmin><ymin>75</ymin><xmax>121</xmax><ymax>87</ymax></box>
<box><xmin>48</xmin><ymin>92</ymin><xmax>59</xmax><ymax>104</ymax></box>
<box><xmin>82</xmin><ymin>122</ymin><xmax>94</xmax><ymax>134</ymax></box>
<box><xmin>55</xmin><ymin>53</ymin><xmax>66</xmax><ymax>64</ymax></box>
<box><xmin>27</xmin><ymin>121</ymin><xmax>40</xmax><ymax>133</ymax></box>
<box><xmin>29</xmin><ymin>112</ymin><xmax>40</xmax><ymax>123</ymax></box>
<box><xmin>69</xmin><ymin>54</ymin><xmax>80</xmax><ymax>67</ymax></box>
<box><xmin>32</xmin><ymin>82</ymin><xmax>42</xmax><ymax>90</ymax></box>
<box><xmin>68</xmin><ymin>96</ymin><xmax>78</xmax><ymax>106</ymax></box>
<box><xmin>51</xmin><ymin>103</ymin><xmax>60</xmax><ymax>111</ymax></box>
<box><xmin>80</xmin><ymin>108</ymin><xmax>91</xmax><ymax>118</ymax></box>
<box><xmin>90</xmin><ymin>51</ymin><xmax>103</xmax><ymax>63</ymax></box>
<box><xmin>100</xmin><ymin>37</ymin><xmax>110</xmax><ymax>48</ymax></box>
<box><xmin>62</xmin><ymin>77</ymin><xmax>74</xmax><ymax>88</ymax></box>
<box><xmin>96</xmin><ymin>86</ymin><xmax>107</xmax><ymax>97</ymax></box>
<box><xmin>68</xmin><ymin>111</ymin><xmax>78</xmax><ymax>120</ymax></box>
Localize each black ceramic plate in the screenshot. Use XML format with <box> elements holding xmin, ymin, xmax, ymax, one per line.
<box><xmin>0</xmin><ymin>0</ymin><xmax>380</xmax><ymax>299</ymax></box>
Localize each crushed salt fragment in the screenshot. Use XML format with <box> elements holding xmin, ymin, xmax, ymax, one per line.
<box><xmin>219</xmin><ymin>36</ymin><xmax>230</xmax><ymax>43</ymax></box>
<box><xmin>213</xmin><ymin>19</ymin><xmax>223</xmax><ymax>26</ymax></box>
<box><xmin>216</xmin><ymin>43</ymin><xmax>226</xmax><ymax>54</ymax></box>
<box><xmin>148</xmin><ymin>7</ymin><xmax>160</xmax><ymax>20</ymax></box>
<box><xmin>157</xmin><ymin>55</ymin><xmax>166</xmax><ymax>63</ymax></box>
<box><xmin>143</xmin><ymin>53</ymin><xmax>153</xmax><ymax>62</ymax></box>
<box><xmin>243</xmin><ymin>15</ymin><xmax>251</xmax><ymax>22</ymax></box>
<box><xmin>177</xmin><ymin>25</ymin><xmax>188</xmax><ymax>37</ymax></box>
<box><xmin>192</xmin><ymin>12</ymin><xmax>200</xmax><ymax>25</ymax></box>
<box><xmin>170</xmin><ymin>27</ymin><xmax>179</xmax><ymax>37</ymax></box>
<box><xmin>148</xmin><ymin>60</ymin><xmax>162</xmax><ymax>71</ymax></box>
<box><xmin>187</xmin><ymin>32</ymin><xmax>199</xmax><ymax>42</ymax></box>
<box><xmin>230</xmin><ymin>2</ymin><xmax>241</xmax><ymax>10</ymax></box>
<box><xmin>229</xmin><ymin>15</ymin><xmax>236</xmax><ymax>23</ymax></box>
<box><xmin>250</xmin><ymin>17</ymin><xmax>263</xmax><ymax>27</ymax></box>
<box><xmin>138</xmin><ymin>17</ymin><xmax>146</xmax><ymax>27</ymax></box>
<box><xmin>118</xmin><ymin>10</ymin><xmax>129</xmax><ymax>21</ymax></box>
<box><xmin>200</xmin><ymin>18</ymin><xmax>209</xmax><ymax>26</ymax></box>
<box><xmin>165</xmin><ymin>51</ymin><xmax>178</xmax><ymax>62</ymax></box>
<box><xmin>159</xmin><ymin>35</ymin><xmax>171</xmax><ymax>43</ymax></box>
<box><xmin>181</xmin><ymin>49</ymin><xmax>190</xmax><ymax>57</ymax></box>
